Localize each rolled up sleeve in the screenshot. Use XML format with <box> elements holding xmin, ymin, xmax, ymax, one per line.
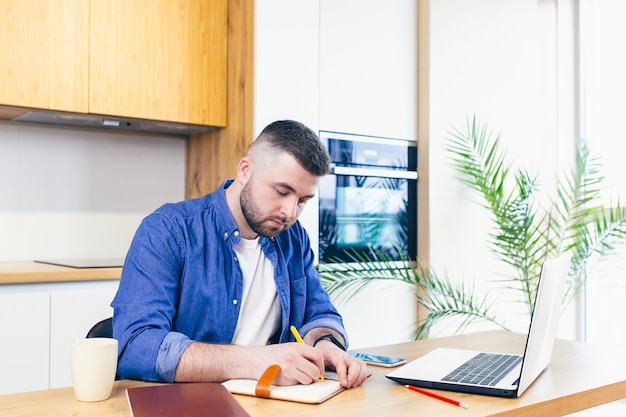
<box><xmin>156</xmin><ymin>332</ymin><xmax>193</xmax><ymax>382</ymax></box>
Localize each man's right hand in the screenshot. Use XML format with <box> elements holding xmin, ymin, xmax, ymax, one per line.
<box><xmin>253</xmin><ymin>342</ymin><xmax>326</xmax><ymax>385</ymax></box>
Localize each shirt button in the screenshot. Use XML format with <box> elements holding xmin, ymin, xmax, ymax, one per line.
<box><xmin>223</xmin><ymin>232</ymin><xmax>228</xmax><ymax>239</ymax></box>
<box><xmin>234</xmin><ymin>230</ymin><xmax>240</xmax><ymax>237</ymax></box>
<box><xmin>232</xmin><ymin>299</ymin><xmax>238</xmax><ymax>305</ymax></box>
<box><xmin>234</xmin><ymin>256</ymin><xmax>238</xmax><ymax>262</ymax></box>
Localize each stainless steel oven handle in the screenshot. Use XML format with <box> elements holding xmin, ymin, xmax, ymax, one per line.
<box><xmin>330</xmin><ymin>166</ymin><xmax>418</xmax><ymax>180</ymax></box>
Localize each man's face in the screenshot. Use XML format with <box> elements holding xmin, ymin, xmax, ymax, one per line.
<box><xmin>240</xmin><ymin>153</ymin><xmax>320</xmax><ymax>238</ymax></box>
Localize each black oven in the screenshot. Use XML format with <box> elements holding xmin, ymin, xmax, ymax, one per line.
<box><xmin>318</xmin><ymin>131</ymin><xmax>417</xmax><ymax>264</ymax></box>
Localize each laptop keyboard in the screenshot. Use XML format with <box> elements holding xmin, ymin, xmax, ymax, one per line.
<box><xmin>442</xmin><ymin>352</ymin><xmax>523</xmax><ymax>386</ymax></box>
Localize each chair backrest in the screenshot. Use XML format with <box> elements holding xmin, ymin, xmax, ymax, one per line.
<box><xmin>86</xmin><ymin>317</ymin><xmax>120</xmax><ymax>380</ymax></box>
<box><xmin>86</xmin><ymin>317</ymin><xmax>113</xmax><ymax>339</ymax></box>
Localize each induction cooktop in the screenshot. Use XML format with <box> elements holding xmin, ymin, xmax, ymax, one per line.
<box><xmin>34</xmin><ymin>258</ymin><xmax>125</xmax><ymax>268</ymax></box>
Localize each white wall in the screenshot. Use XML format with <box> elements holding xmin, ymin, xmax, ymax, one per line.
<box><xmin>426</xmin><ymin>0</ymin><xmax>559</xmax><ymax>271</ymax></box>
<box><xmin>0</xmin><ymin>122</ymin><xmax>185</xmax><ymax>262</ymax></box>
<box><xmin>422</xmin><ymin>0</ymin><xmax>577</xmax><ymax>336</ymax></box>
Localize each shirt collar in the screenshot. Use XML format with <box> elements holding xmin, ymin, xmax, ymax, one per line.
<box><xmin>215</xmin><ymin>179</ymin><xmax>242</xmax><ymax>245</ymax></box>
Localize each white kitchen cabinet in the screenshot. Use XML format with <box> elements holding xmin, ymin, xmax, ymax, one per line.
<box><xmin>319</xmin><ymin>0</ymin><xmax>417</xmax><ymax>140</ymax></box>
<box><xmin>0</xmin><ymin>292</ymin><xmax>50</xmax><ymax>395</ymax></box>
<box><xmin>49</xmin><ymin>282</ymin><xmax>119</xmax><ymax>389</ymax></box>
<box><xmin>0</xmin><ymin>279</ymin><xmax>119</xmax><ymax>394</ymax></box>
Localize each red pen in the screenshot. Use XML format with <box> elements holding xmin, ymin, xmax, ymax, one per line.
<box><xmin>405</xmin><ymin>385</ymin><xmax>469</xmax><ymax>409</ymax></box>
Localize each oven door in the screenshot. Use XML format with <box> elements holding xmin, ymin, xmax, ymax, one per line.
<box><xmin>318</xmin><ymin>166</ymin><xmax>417</xmax><ymax>264</ymax></box>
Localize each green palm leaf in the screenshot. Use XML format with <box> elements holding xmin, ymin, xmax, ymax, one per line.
<box><xmin>319</xmin><ymin>249</ymin><xmax>508</xmax><ymax>339</ymax></box>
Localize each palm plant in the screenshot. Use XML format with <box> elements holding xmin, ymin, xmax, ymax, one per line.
<box><xmin>319</xmin><ymin>116</ymin><xmax>626</xmax><ymax>339</ymax></box>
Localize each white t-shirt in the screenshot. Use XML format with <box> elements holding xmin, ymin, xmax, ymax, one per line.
<box><xmin>231</xmin><ymin>237</ymin><xmax>281</xmax><ymax>346</ymax></box>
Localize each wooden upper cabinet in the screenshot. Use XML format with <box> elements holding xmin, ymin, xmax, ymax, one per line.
<box><xmin>0</xmin><ymin>0</ymin><xmax>89</xmax><ymax>112</ymax></box>
<box><xmin>89</xmin><ymin>0</ymin><xmax>228</xmax><ymax>126</ymax></box>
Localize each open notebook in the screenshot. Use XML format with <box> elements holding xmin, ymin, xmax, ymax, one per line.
<box><xmin>387</xmin><ymin>255</ymin><xmax>570</xmax><ymax>398</ymax></box>
<box><xmin>222</xmin><ymin>371</ymin><xmax>346</xmax><ymax>404</ymax></box>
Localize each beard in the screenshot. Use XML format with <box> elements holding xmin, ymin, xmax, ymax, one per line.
<box><xmin>240</xmin><ymin>179</ymin><xmax>292</xmax><ymax>238</ymax></box>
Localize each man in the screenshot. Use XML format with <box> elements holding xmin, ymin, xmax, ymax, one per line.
<box><xmin>112</xmin><ymin>120</ymin><xmax>367</xmax><ymax>389</ymax></box>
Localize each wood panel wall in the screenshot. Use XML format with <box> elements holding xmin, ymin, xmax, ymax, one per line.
<box><xmin>185</xmin><ymin>0</ymin><xmax>254</xmax><ymax>199</ymax></box>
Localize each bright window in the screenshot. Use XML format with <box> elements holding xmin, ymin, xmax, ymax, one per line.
<box><xmin>580</xmin><ymin>0</ymin><xmax>626</xmax><ymax>347</ymax></box>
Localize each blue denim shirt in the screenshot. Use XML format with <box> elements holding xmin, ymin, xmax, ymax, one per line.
<box><xmin>111</xmin><ymin>180</ymin><xmax>347</xmax><ymax>382</ymax></box>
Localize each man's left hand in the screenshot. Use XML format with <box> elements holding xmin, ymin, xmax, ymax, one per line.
<box><xmin>314</xmin><ymin>339</ymin><xmax>368</xmax><ymax>388</ymax></box>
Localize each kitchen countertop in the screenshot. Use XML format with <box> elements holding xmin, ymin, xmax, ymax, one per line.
<box><xmin>0</xmin><ymin>261</ymin><xmax>122</xmax><ymax>285</ymax></box>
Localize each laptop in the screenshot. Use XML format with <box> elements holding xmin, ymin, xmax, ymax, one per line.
<box><xmin>386</xmin><ymin>255</ymin><xmax>570</xmax><ymax>398</ymax></box>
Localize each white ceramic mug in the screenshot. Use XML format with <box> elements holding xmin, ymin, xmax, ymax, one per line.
<box><xmin>70</xmin><ymin>338</ymin><xmax>118</xmax><ymax>402</ymax></box>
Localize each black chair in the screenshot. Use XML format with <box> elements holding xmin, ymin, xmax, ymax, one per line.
<box><xmin>86</xmin><ymin>317</ymin><xmax>121</xmax><ymax>380</ymax></box>
<box><xmin>86</xmin><ymin>317</ymin><xmax>113</xmax><ymax>339</ymax></box>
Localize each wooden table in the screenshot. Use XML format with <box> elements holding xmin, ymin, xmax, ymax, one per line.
<box><xmin>1</xmin><ymin>331</ymin><xmax>625</xmax><ymax>417</ymax></box>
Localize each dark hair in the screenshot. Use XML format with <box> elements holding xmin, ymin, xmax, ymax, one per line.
<box><xmin>250</xmin><ymin>120</ymin><xmax>331</xmax><ymax>176</ymax></box>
